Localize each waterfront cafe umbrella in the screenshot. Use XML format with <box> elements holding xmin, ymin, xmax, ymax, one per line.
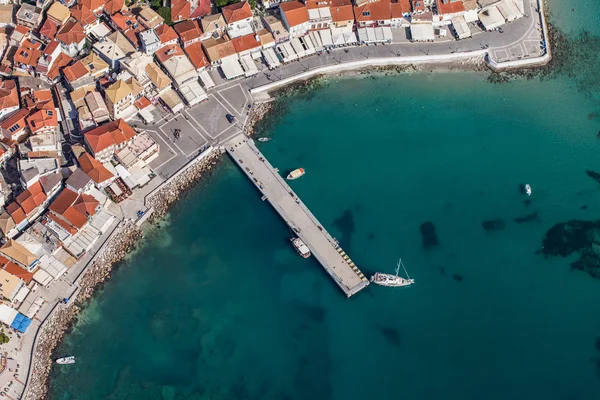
<box><xmin>10</xmin><ymin>313</ymin><xmax>32</xmax><ymax>333</ymax></box>
<box><xmin>332</xmin><ymin>32</ymin><xmax>345</xmax><ymax>46</ymax></box>
<box><xmin>319</xmin><ymin>29</ymin><xmax>333</xmax><ymax>47</ymax></box>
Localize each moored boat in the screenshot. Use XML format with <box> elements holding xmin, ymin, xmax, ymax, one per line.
<box><xmin>287</xmin><ymin>168</ymin><xmax>305</xmax><ymax>180</ymax></box>
<box><xmin>257</xmin><ymin>137</ymin><xmax>271</xmax><ymax>142</ymax></box>
<box><xmin>525</xmin><ymin>184</ymin><xmax>532</xmax><ymax>196</ymax></box>
<box><xmin>371</xmin><ymin>258</ymin><xmax>414</xmax><ymax>287</ymax></box>
<box><xmin>56</xmin><ymin>356</ymin><xmax>76</xmax><ymax>365</ymax></box>
<box><xmin>290</xmin><ymin>237</ymin><xmax>311</xmax><ymax>258</ymax></box>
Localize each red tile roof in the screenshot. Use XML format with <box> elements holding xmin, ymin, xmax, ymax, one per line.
<box><xmin>155</xmin><ymin>24</ymin><xmax>179</xmax><ymax>45</ymax></box>
<box><xmin>231</xmin><ymin>33</ymin><xmax>261</xmax><ymax>53</ymax></box>
<box><xmin>0</xmin><ymin>80</ymin><xmax>19</xmax><ymax>112</ymax></box>
<box><xmin>14</xmin><ymin>25</ymin><xmax>30</xmax><ymax>36</ymax></box>
<box><xmin>280</xmin><ymin>1</ymin><xmax>309</xmax><ymax>27</ymax></box>
<box><xmin>354</xmin><ymin>0</ymin><xmax>392</xmax><ymax>23</ymax></box>
<box><xmin>46</xmin><ymin>52</ymin><xmax>73</xmax><ymax>80</ymax></box>
<box><xmin>62</xmin><ymin>60</ymin><xmax>88</xmax><ymax>81</ymax></box>
<box><xmin>104</xmin><ymin>0</ymin><xmax>125</xmax><ymax>16</ymax></box>
<box><xmin>0</xmin><ymin>108</ymin><xmax>28</xmax><ymax>136</ymax></box>
<box><xmin>190</xmin><ymin>0</ymin><xmax>211</xmax><ymax>18</ymax></box>
<box><xmin>80</xmin><ymin>0</ymin><xmax>105</xmax><ymax>12</ymax></box>
<box><xmin>111</xmin><ymin>11</ymin><xmax>138</xmax><ymax>32</ymax></box>
<box><xmin>49</xmin><ymin>187</ymin><xmax>99</xmax><ymax>230</ymax></box>
<box><xmin>84</xmin><ymin>119</ymin><xmax>137</xmax><ymax>154</ymax></box>
<box><xmin>14</xmin><ymin>181</ymin><xmax>47</xmax><ymax>216</ymax></box>
<box><xmin>436</xmin><ymin>0</ymin><xmax>465</xmax><ymax>14</ymax></box>
<box><xmin>40</xmin><ymin>18</ymin><xmax>59</xmax><ymax>41</ymax></box>
<box><xmin>171</xmin><ymin>0</ymin><xmax>191</xmax><ymax>22</ymax></box>
<box><xmin>183</xmin><ymin>42</ymin><xmax>209</xmax><ymax>70</ymax></box>
<box><xmin>3</xmin><ymin>260</ymin><xmax>34</xmax><ymax>284</ymax></box>
<box><xmin>71</xmin><ymin>4</ymin><xmax>98</xmax><ymax>27</ymax></box>
<box><xmin>78</xmin><ymin>152</ymin><xmax>114</xmax><ymax>184</ymax></box>
<box><xmin>6</xmin><ymin>202</ymin><xmax>26</xmax><ymax>225</ymax></box>
<box><xmin>26</xmin><ymin>108</ymin><xmax>58</xmax><ymax>133</ymax></box>
<box><xmin>134</xmin><ymin>96</ymin><xmax>151</xmax><ymax>110</ymax></box>
<box><xmin>56</xmin><ymin>18</ymin><xmax>86</xmax><ymax>45</ymax></box>
<box><xmin>174</xmin><ymin>20</ymin><xmax>202</xmax><ymax>44</ymax></box>
<box><xmin>330</xmin><ymin>0</ymin><xmax>355</xmax><ymax>23</ymax></box>
<box><xmin>155</xmin><ymin>43</ymin><xmax>184</xmax><ymax>63</ymax></box>
<box><xmin>14</xmin><ymin>39</ymin><xmax>43</xmax><ymax>67</ymax></box>
<box><xmin>411</xmin><ymin>0</ymin><xmax>425</xmax><ymax>12</ymax></box>
<box><xmin>221</xmin><ymin>1</ymin><xmax>252</xmax><ymax>24</ymax></box>
<box><xmin>391</xmin><ymin>0</ymin><xmax>412</xmax><ymax>17</ymax></box>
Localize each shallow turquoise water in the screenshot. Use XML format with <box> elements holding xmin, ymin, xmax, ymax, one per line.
<box><xmin>49</xmin><ymin>2</ymin><xmax>600</xmax><ymax>399</ymax></box>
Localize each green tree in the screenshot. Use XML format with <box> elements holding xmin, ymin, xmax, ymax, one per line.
<box><xmin>215</xmin><ymin>0</ymin><xmax>240</xmax><ymax>8</ymax></box>
<box><xmin>0</xmin><ymin>330</ymin><xmax>9</xmax><ymax>345</ymax></box>
<box><xmin>156</xmin><ymin>7</ymin><xmax>173</xmax><ymax>26</ymax></box>
<box><xmin>151</xmin><ymin>0</ymin><xmax>162</xmax><ymax>9</ymax></box>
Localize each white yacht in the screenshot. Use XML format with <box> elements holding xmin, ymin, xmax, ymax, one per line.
<box><xmin>257</xmin><ymin>137</ymin><xmax>271</xmax><ymax>142</ymax></box>
<box><xmin>56</xmin><ymin>356</ymin><xmax>76</xmax><ymax>365</ymax></box>
<box><xmin>290</xmin><ymin>237</ymin><xmax>311</xmax><ymax>258</ymax></box>
<box><xmin>371</xmin><ymin>259</ymin><xmax>414</xmax><ymax>287</ymax></box>
<box><xmin>287</xmin><ymin>168</ymin><xmax>305</xmax><ymax>180</ymax></box>
<box><xmin>525</xmin><ymin>184</ymin><xmax>532</xmax><ymax>196</ymax></box>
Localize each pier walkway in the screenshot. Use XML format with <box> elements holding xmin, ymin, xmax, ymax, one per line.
<box><xmin>225</xmin><ymin>133</ymin><xmax>369</xmax><ymax>297</ymax></box>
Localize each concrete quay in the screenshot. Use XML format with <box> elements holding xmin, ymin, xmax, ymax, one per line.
<box><xmin>225</xmin><ymin>133</ymin><xmax>369</xmax><ymax>297</ymax></box>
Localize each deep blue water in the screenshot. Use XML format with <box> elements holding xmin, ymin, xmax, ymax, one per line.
<box><xmin>48</xmin><ymin>2</ymin><xmax>600</xmax><ymax>399</ymax></box>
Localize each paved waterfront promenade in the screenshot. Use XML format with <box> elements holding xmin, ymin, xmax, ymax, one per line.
<box><xmin>225</xmin><ymin>133</ymin><xmax>369</xmax><ymax>297</ymax></box>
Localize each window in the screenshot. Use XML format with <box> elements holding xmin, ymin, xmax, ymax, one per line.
<box><xmin>48</xmin><ymin>110</ymin><xmax>53</xmax><ymax>116</ymax></box>
<box><xmin>362</xmin><ymin>11</ymin><xmax>370</xmax><ymax>17</ymax></box>
<box><xmin>8</xmin><ymin>124</ymin><xmax>20</xmax><ymax>133</ymax></box>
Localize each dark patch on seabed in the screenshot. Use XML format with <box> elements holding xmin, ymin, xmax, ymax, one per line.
<box><xmin>482</xmin><ymin>218</ymin><xmax>505</xmax><ymax>231</ymax></box>
<box><xmin>452</xmin><ymin>274</ymin><xmax>464</xmax><ymax>282</ymax></box>
<box><xmin>420</xmin><ymin>221</ymin><xmax>439</xmax><ymax>248</ymax></box>
<box><xmin>514</xmin><ymin>212</ymin><xmax>541</xmax><ymax>224</ymax></box>
<box><xmin>377</xmin><ymin>325</ymin><xmax>401</xmax><ymax>347</ymax></box>
<box><xmin>332</xmin><ymin>209</ymin><xmax>355</xmax><ymax>249</ymax></box>
<box><xmin>541</xmin><ymin>220</ymin><xmax>600</xmax><ymax>279</ymax></box>
<box><xmin>585</xmin><ymin>170</ymin><xmax>600</xmax><ymax>185</ymax></box>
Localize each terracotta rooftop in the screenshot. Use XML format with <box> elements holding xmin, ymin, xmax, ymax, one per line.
<box><xmin>14</xmin><ymin>38</ymin><xmax>43</xmax><ymax>67</ymax></box>
<box><xmin>78</xmin><ymin>152</ymin><xmax>114</xmax><ymax>184</ymax></box>
<box><xmin>171</xmin><ymin>0</ymin><xmax>191</xmax><ymax>22</ymax></box>
<box><xmin>231</xmin><ymin>33</ymin><xmax>261</xmax><ymax>54</ymax></box>
<box><xmin>49</xmin><ymin>187</ymin><xmax>99</xmax><ymax>230</ymax></box>
<box><xmin>3</xmin><ymin>259</ymin><xmax>34</xmax><ymax>284</ymax></box>
<box><xmin>183</xmin><ymin>42</ymin><xmax>209</xmax><ymax>70</ymax></box>
<box><xmin>174</xmin><ymin>20</ymin><xmax>203</xmax><ymax>44</ymax></box>
<box><xmin>71</xmin><ymin>4</ymin><xmax>98</xmax><ymax>27</ymax></box>
<box><xmin>280</xmin><ymin>1</ymin><xmax>309</xmax><ymax>27</ymax></box>
<box><xmin>191</xmin><ymin>0</ymin><xmax>211</xmax><ymax>19</ymax></box>
<box><xmin>221</xmin><ymin>1</ymin><xmax>252</xmax><ymax>24</ymax></box>
<box><xmin>40</xmin><ymin>18</ymin><xmax>59</xmax><ymax>41</ymax></box>
<box><xmin>46</xmin><ymin>52</ymin><xmax>73</xmax><ymax>80</ymax></box>
<box><xmin>84</xmin><ymin>119</ymin><xmax>137</xmax><ymax>154</ymax></box>
<box><xmin>104</xmin><ymin>0</ymin><xmax>125</xmax><ymax>16</ymax></box>
<box><xmin>436</xmin><ymin>0</ymin><xmax>465</xmax><ymax>15</ymax></box>
<box><xmin>0</xmin><ymin>80</ymin><xmax>19</xmax><ymax>112</ymax></box>
<box><xmin>111</xmin><ymin>11</ymin><xmax>139</xmax><ymax>32</ymax></box>
<box><xmin>155</xmin><ymin>24</ymin><xmax>179</xmax><ymax>45</ymax></box>
<box><xmin>330</xmin><ymin>0</ymin><xmax>355</xmax><ymax>23</ymax></box>
<box><xmin>354</xmin><ymin>0</ymin><xmax>392</xmax><ymax>23</ymax></box>
<box><xmin>62</xmin><ymin>60</ymin><xmax>89</xmax><ymax>81</ymax></box>
<box><xmin>56</xmin><ymin>18</ymin><xmax>86</xmax><ymax>45</ymax></box>
<box><xmin>202</xmin><ymin>36</ymin><xmax>237</xmax><ymax>63</ymax></box>
<box><xmin>155</xmin><ymin>43</ymin><xmax>185</xmax><ymax>63</ymax></box>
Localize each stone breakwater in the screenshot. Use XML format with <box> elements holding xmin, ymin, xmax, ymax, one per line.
<box><xmin>146</xmin><ymin>150</ymin><xmax>223</xmax><ymax>221</ymax></box>
<box><xmin>246</xmin><ymin>102</ymin><xmax>274</xmax><ymax>137</ymax></box>
<box><xmin>24</xmin><ymin>222</ymin><xmax>143</xmax><ymax>400</ymax></box>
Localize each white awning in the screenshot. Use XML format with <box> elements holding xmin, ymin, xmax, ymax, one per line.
<box><xmin>290</xmin><ymin>38</ymin><xmax>306</xmax><ymax>58</ymax></box>
<box><xmin>497</xmin><ymin>0</ymin><xmax>523</xmax><ymax>22</ymax></box>
<box><xmin>220</xmin><ymin>59</ymin><xmax>245</xmax><ymax>80</ymax></box>
<box><xmin>0</xmin><ymin>304</ymin><xmax>17</xmax><ymax>325</ymax></box>
<box><xmin>343</xmin><ymin>31</ymin><xmax>358</xmax><ymax>44</ymax></box>
<box><xmin>374</xmin><ymin>27</ymin><xmax>384</xmax><ymax>42</ymax></box>
<box><xmin>14</xmin><ymin>286</ymin><xmax>30</xmax><ymax>303</ymax></box>
<box><xmin>309</xmin><ymin>31</ymin><xmax>323</xmax><ymax>50</ymax></box>
<box><xmin>199</xmin><ymin>70</ymin><xmax>215</xmax><ymax>89</ymax></box>
<box><xmin>240</xmin><ymin>54</ymin><xmax>259</xmax><ymax>77</ymax></box>
<box><xmin>382</xmin><ymin>26</ymin><xmax>393</xmax><ymax>42</ymax></box>
<box><xmin>179</xmin><ymin>80</ymin><xmax>208</xmax><ymax>106</ymax></box>
<box><xmin>262</xmin><ymin>48</ymin><xmax>281</xmax><ymax>69</ymax></box>
<box><xmin>33</xmin><ymin>268</ymin><xmax>53</xmax><ymax>286</ymax></box>
<box><xmin>452</xmin><ymin>16</ymin><xmax>472</xmax><ymax>39</ymax></box>
<box><xmin>299</xmin><ymin>36</ymin><xmax>316</xmax><ymax>56</ymax></box>
<box><xmin>139</xmin><ymin>108</ymin><xmax>155</xmax><ymax>124</ymax></box>
<box><xmin>367</xmin><ymin>27</ymin><xmax>377</xmax><ymax>43</ymax></box>
<box><xmin>281</xmin><ymin>42</ymin><xmax>299</xmax><ymax>62</ymax></box>
<box><xmin>410</xmin><ymin>23</ymin><xmax>435</xmax><ymax>42</ymax></box>
<box><xmin>319</xmin><ymin>29</ymin><xmax>333</xmax><ymax>47</ymax></box>
<box><xmin>332</xmin><ymin>32</ymin><xmax>345</xmax><ymax>46</ymax></box>
<box><xmin>478</xmin><ymin>6</ymin><xmax>506</xmax><ymax>30</ymax></box>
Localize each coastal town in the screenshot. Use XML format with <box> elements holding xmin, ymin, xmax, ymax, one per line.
<box><xmin>0</xmin><ymin>0</ymin><xmax>550</xmax><ymax>398</ymax></box>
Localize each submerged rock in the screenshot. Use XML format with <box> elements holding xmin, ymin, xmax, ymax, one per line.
<box><xmin>586</xmin><ymin>170</ymin><xmax>600</xmax><ymax>185</ymax></box>
<box><xmin>452</xmin><ymin>274</ymin><xmax>464</xmax><ymax>282</ymax></box>
<box><xmin>420</xmin><ymin>221</ymin><xmax>439</xmax><ymax>248</ymax></box>
<box><xmin>482</xmin><ymin>219</ymin><xmax>506</xmax><ymax>231</ymax></box>
<box><xmin>377</xmin><ymin>325</ymin><xmax>401</xmax><ymax>347</ymax></box>
<box><xmin>542</xmin><ymin>220</ymin><xmax>600</xmax><ymax>279</ymax></box>
<box><xmin>514</xmin><ymin>212</ymin><xmax>541</xmax><ymax>224</ymax></box>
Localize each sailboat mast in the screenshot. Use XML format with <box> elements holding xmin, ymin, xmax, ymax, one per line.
<box><xmin>395</xmin><ymin>259</ymin><xmax>401</xmax><ymax>276</ymax></box>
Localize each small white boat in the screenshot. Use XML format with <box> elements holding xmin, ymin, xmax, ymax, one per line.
<box><xmin>287</xmin><ymin>168</ymin><xmax>305</xmax><ymax>180</ymax></box>
<box><xmin>290</xmin><ymin>237</ymin><xmax>311</xmax><ymax>258</ymax></box>
<box><xmin>371</xmin><ymin>258</ymin><xmax>414</xmax><ymax>287</ymax></box>
<box><xmin>257</xmin><ymin>137</ymin><xmax>270</xmax><ymax>142</ymax></box>
<box><xmin>56</xmin><ymin>356</ymin><xmax>75</xmax><ymax>365</ymax></box>
<box><xmin>525</xmin><ymin>184</ymin><xmax>532</xmax><ymax>196</ymax></box>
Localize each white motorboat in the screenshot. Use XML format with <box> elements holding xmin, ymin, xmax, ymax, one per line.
<box><xmin>56</xmin><ymin>356</ymin><xmax>75</xmax><ymax>365</ymax></box>
<box><xmin>287</xmin><ymin>168</ymin><xmax>305</xmax><ymax>180</ymax></box>
<box><xmin>525</xmin><ymin>184</ymin><xmax>532</xmax><ymax>196</ymax></box>
<box><xmin>257</xmin><ymin>137</ymin><xmax>271</xmax><ymax>142</ymax></box>
<box><xmin>371</xmin><ymin>258</ymin><xmax>414</xmax><ymax>287</ymax></box>
<box><xmin>290</xmin><ymin>237</ymin><xmax>311</xmax><ymax>258</ymax></box>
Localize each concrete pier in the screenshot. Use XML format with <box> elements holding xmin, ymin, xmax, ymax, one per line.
<box><xmin>225</xmin><ymin>133</ymin><xmax>369</xmax><ymax>297</ymax></box>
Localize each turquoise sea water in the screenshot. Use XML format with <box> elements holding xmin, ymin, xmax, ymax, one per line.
<box><xmin>49</xmin><ymin>2</ymin><xmax>600</xmax><ymax>399</ymax></box>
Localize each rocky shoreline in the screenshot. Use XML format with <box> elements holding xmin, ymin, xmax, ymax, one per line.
<box><xmin>25</xmin><ymin>222</ymin><xmax>143</xmax><ymax>400</ymax></box>
<box><xmin>24</xmin><ymin>150</ymin><xmax>225</xmax><ymax>400</ymax></box>
<box><xmin>146</xmin><ymin>149</ymin><xmax>223</xmax><ymax>221</ymax></box>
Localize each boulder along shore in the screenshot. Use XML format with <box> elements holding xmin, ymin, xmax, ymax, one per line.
<box><xmin>25</xmin><ymin>151</ymin><xmax>224</xmax><ymax>400</ymax></box>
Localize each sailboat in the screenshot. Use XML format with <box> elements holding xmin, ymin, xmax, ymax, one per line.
<box><xmin>370</xmin><ymin>258</ymin><xmax>415</xmax><ymax>287</ymax></box>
